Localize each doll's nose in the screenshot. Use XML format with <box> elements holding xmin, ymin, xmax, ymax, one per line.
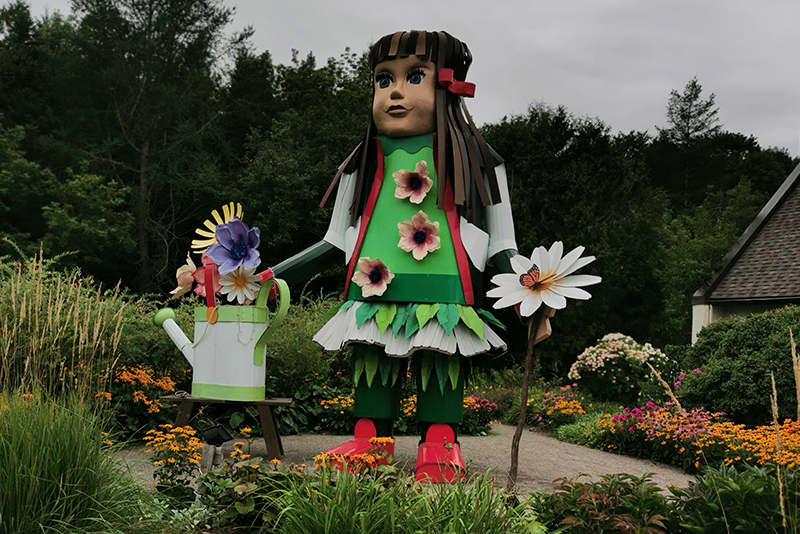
<box><xmin>390</xmin><ymin>84</ymin><xmax>404</xmax><ymax>99</ymax></box>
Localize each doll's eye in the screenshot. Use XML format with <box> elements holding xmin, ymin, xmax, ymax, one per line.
<box><xmin>375</xmin><ymin>73</ymin><xmax>393</xmax><ymax>89</ymax></box>
<box><xmin>407</xmin><ymin>69</ymin><xmax>425</xmax><ymax>85</ymax></box>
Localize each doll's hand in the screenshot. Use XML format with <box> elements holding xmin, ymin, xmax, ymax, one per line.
<box><xmin>257</xmin><ymin>268</ymin><xmax>280</xmax><ymax>300</ymax></box>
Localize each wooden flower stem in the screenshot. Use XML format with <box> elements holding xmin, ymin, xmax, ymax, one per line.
<box><xmin>506</xmin><ymin>309</ymin><xmax>544</xmax><ymax>492</ymax></box>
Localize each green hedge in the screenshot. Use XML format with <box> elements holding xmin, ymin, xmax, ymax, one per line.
<box><xmin>679</xmin><ymin>305</ymin><xmax>800</xmax><ymax>427</ymax></box>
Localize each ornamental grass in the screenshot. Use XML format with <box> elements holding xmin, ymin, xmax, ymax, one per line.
<box><xmin>0</xmin><ymin>391</ymin><xmax>168</xmax><ymax>534</ymax></box>
<box><xmin>0</xmin><ymin>251</ymin><xmax>125</xmax><ymax>398</ymax></box>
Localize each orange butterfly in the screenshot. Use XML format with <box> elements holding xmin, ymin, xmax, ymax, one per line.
<box><xmin>519</xmin><ymin>265</ymin><xmax>540</xmax><ymax>288</ymax></box>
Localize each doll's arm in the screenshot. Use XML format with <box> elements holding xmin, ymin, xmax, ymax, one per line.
<box><xmin>485</xmin><ymin>163</ymin><xmax>518</xmax><ymax>274</ymax></box>
<box><xmin>258</xmin><ymin>169</ymin><xmax>357</xmax><ymax>290</ymax></box>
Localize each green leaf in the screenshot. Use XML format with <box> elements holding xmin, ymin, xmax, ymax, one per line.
<box><xmin>476</xmin><ymin>308</ymin><xmax>506</xmax><ymax>330</ymax></box>
<box><xmin>404</xmin><ymin>304</ymin><xmax>421</xmax><ymax>339</ymax></box>
<box><xmin>448</xmin><ymin>354</ymin><xmax>460</xmax><ymax>390</ymax></box>
<box><xmin>379</xmin><ymin>356</ymin><xmax>392</xmax><ymax>386</ymax></box>
<box><xmin>420</xmin><ymin>353</ymin><xmax>433</xmax><ymax>392</ymax></box>
<box><xmin>340</xmin><ymin>300</ymin><xmax>355</xmax><ymax>311</ymax></box>
<box><xmin>390</xmin><ymin>358</ymin><xmax>401</xmax><ymax>386</ymax></box>
<box><xmin>364</xmin><ymin>351</ymin><xmax>379</xmax><ymax>388</ymax></box>
<box><xmin>234</xmin><ymin>497</ymin><xmax>255</xmax><ymax>514</ymax></box>
<box><xmin>375</xmin><ymin>303</ymin><xmax>397</xmax><ymax>335</ymax></box>
<box><xmin>391</xmin><ymin>304</ymin><xmax>409</xmax><ymax>337</ymax></box>
<box><xmin>437</xmin><ymin>303</ymin><xmax>461</xmax><ymax>335</ymax></box>
<box><xmin>354</xmin><ymin>353</ymin><xmax>365</xmax><ymax>385</ymax></box>
<box><xmin>355</xmin><ymin>302</ymin><xmax>381</xmax><ymax>328</ymax></box>
<box><xmin>435</xmin><ymin>354</ymin><xmax>449</xmax><ymax>395</ymax></box>
<box><xmin>229</xmin><ymin>412</ymin><xmax>245</xmax><ymax>429</ymax></box>
<box><xmin>416</xmin><ymin>303</ymin><xmax>440</xmax><ymax>329</ymax></box>
<box><xmin>457</xmin><ymin>304</ymin><xmax>484</xmax><ymax>339</ymax></box>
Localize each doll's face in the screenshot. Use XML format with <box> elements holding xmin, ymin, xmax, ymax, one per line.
<box><xmin>372</xmin><ymin>55</ymin><xmax>436</xmax><ymax>137</ymax></box>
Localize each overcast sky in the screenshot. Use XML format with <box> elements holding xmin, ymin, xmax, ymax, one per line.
<box><xmin>25</xmin><ymin>0</ymin><xmax>800</xmax><ymax>157</ymax></box>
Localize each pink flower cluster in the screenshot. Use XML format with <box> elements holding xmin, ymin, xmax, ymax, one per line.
<box><xmin>464</xmin><ymin>395</ymin><xmax>497</xmax><ymax>412</ymax></box>
<box><xmin>610</xmin><ymin>401</ymin><xmax>722</xmax><ymax>442</ymax></box>
<box><xmin>673</xmin><ymin>368</ymin><xmax>702</xmax><ymax>390</ymax></box>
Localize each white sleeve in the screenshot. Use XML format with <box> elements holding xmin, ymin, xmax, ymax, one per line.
<box><xmin>485</xmin><ymin>163</ymin><xmax>517</xmax><ymax>258</ymax></box>
<box><xmin>323</xmin><ymin>170</ymin><xmax>356</xmax><ymax>252</ymax></box>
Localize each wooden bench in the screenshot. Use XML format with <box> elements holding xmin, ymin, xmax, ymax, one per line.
<box><xmin>160</xmin><ymin>395</ymin><xmax>292</xmax><ymax>460</ymax></box>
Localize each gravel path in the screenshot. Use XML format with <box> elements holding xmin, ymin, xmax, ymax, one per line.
<box><xmin>118</xmin><ymin>423</ymin><xmax>694</xmax><ymax>495</ymax></box>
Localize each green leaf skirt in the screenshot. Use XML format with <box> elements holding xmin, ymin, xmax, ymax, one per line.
<box><xmin>312</xmin><ymin>300</ymin><xmax>507</xmax><ymax>357</ymax></box>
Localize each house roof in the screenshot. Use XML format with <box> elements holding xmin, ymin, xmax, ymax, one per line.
<box><xmin>693</xmin><ymin>161</ymin><xmax>800</xmax><ymax>304</ymax></box>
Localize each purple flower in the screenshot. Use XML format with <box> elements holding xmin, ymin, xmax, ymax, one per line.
<box><xmin>204</xmin><ymin>217</ymin><xmax>261</xmax><ymax>275</ymax></box>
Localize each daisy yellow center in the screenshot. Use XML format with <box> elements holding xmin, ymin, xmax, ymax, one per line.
<box><xmin>230</xmin><ymin>269</ymin><xmax>252</xmax><ymax>289</ymax></box>
<box><xmin>413</xmin><ymin>230</ymin><xmax>427</xmax><ymax>244</ymax></box>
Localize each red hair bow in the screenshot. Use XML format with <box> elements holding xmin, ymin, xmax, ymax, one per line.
<box><xmin>437</xmin><ymin>68</ymin><xmax>475</xmax><ymax>98</ymax></box>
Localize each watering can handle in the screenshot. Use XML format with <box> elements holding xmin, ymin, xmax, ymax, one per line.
<box><xmin>252</xmin><ymin>277</ymin><xmax>290</xmax><ymax>366</ymax></box>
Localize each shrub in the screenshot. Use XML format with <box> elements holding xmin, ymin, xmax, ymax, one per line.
<box><xmin>461</xmin><ymin>394</ymin><xmax>498</xmax><ymax>435</ymax></box>
<box><xmin>669</xmin><ymin>463</ymin><xmax>800</xmax><ymax>533</ymax></box>
<box><xmin>532</xmin><ymin>473</ymin><xmax>670</xmax><ymax>533</ymax></box>
<box><xmin>679</xmin><ymin>306</ymin><xmax>800</xmax><ymax>427</ymax></box>
<box><xmin>568</xmin><ymin>333</ymin><xmax>678</xmax><ymax>404</ymax></box>
<box><xmin>143</xmin><ymin>424</ymin><xmax>204</xmax><ymax>500</ymax></box>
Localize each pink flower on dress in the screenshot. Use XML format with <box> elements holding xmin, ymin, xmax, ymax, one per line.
<box><xmin>192</xmin><ymin>254</ymin><xmax>222</xmax><ymax>298</ymax></box>
<box><xmin>398</xmin><ymin>210</ymin><xmax>440</xmax><ymax>260</ymax></box>
<box><xmin>393</xmin><ymin>160</ymin><xmax>433</xmax><ymax>204</ymax></box>
<box><xmin>351</xmin><ymin>257</ymin><xmax>394</xmax><ymax>297</ymax></box>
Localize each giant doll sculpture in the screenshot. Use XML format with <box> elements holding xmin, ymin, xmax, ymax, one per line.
<box><xmin>261</xmin><ymin>30</ymin><xmax>532</xmax><ymax>482</ymax></box>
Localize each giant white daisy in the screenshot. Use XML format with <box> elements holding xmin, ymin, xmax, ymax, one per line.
<box><xmin>487</xmin><ymin>242</ymin><xmax>601</xmax><ymax>317</ymax></box>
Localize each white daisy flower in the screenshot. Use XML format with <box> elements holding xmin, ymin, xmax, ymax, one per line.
<box><xmin>487</xmin><ymin>242</ymin><xmax>601</xmax><ymax>317</ymax></box>
<box><xmin>219</xmin><ymin>266</ymin><xmax>261</xmax><ymax>305</ymax></box>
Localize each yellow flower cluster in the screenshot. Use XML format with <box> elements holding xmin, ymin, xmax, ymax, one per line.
<box><xmin>320</xmin><ymin>395</ymin><xmax>355</xmax><ymax>413</ymax></box>
<box><xmin>694</xmin><ymin>419</ymin><xmax>800</xmax><ymax>469</ymax></box>
<box><xmin>143</xmin><ymin>424</ymin><xmax>203</xmax><ymax>467</ymax></box>
<box><xmin>546</xmin><ymin>399</ymin><xmax>586</xmax><ymax>417</ymax></box>
<box><xmin>401</xmin><ymin>395</ymin><xmax>417</xmax><ymax>417</ymax></box>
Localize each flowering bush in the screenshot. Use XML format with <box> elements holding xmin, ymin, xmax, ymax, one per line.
<box><xmin>568</xmin><ymin>333</ymin><xmax>677</xmax><ymax>404</ymax></box>
<box><xmin>579</xmin><ymin>401</ymin><xmax>800</xmax><ymax>472</ymax></box>
<box><xmin>143</xmin><ymin>424</ymin><xmax>203</xmax><ymax>499</ymax></box>
<box><xmin>317</xmin><ymin>393</ymin><xmax>357</xmax><ymax>435</ymax></box>
<box><xmin>103</xmin><ymin>364</ymin><xmax>179</xmax><ymax>437</ymax></box>
<box><xmin>529</xmin><ymin>384</ymin><xmax>587</xmax><ymax>428</ymax></box>
<box><xmin>461</xmin><ymin>395</ymin><xmax>498</xmax><ymax>435</ymax></box>
<box><xmin>313</xmin><ymin>436</ymin><xmax>395</xmax><ymax>475</ymax></box>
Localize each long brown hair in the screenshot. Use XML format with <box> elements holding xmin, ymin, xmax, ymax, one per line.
<box><xmin>322</xmin><ymin>30</ymin><xmax>501</xmax><ymax>224</ymax></box>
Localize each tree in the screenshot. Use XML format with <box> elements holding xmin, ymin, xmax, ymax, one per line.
<box><xmin>657</xmin><ymin>76</ymin><xmax>721</xmax><ymax>145</ymax></box>
<box><xmin>482</xmin><ymin>104</ymin><xmax>667</xmax><ymax>375</ymax></box>
<box><xmin>239</xmin><ymin>50</ymin><xmax>371</xmax><ymax>293</ymax></box>
<box><xmin>68</xmin><ymin>0</ymin><xmax>252</xmax><ymax>290</ymax></box>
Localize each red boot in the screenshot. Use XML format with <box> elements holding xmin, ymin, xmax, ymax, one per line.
<box><xmin>321</xmin><ymin>418</ymin><xmax>395</xmax><ymax>473</ymax></box>
<box><xmin>415</xmin><ymin>423</ymin><xmax>466</xmax><ymax>482</ymax></box>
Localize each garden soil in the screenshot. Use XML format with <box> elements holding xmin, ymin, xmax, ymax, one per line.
<box><xmin>117</xmin><ymin>422</ymin><xmax>694</xmax><ymax>495</ymax></box>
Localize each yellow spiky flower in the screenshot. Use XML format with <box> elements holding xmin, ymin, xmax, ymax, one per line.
<box><xmin>191</xmin><ymin>202</ymin><xmax>244</xmax><ymax>254</ymax></box>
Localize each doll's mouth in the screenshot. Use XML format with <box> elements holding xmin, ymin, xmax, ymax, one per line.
<box><xmin>388</xmin><ymin>105</ymin><xmax>409</xmax><ymax>116</ymax></box>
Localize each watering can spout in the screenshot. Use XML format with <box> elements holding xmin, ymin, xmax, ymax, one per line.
<box><xmin>153</xmin><ymin>308</ymin><xmax>194</xmax><ymax>367</ymax></box>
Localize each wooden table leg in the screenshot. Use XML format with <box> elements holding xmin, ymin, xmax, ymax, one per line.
<box><xmin>257</xmin><ymin>404</ymin><xmax>284</xmax><ymax>460</ymax></box>
<box><xmin>174</xmin><ymin>401</ymin><xmax>196</xmax><ymax>427</ymax></box>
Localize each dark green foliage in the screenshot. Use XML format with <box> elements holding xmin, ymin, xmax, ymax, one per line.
<box><xmin>669</xmin><ymin>463</ymin><xmax>800</xmax><ymax>533</ymax></box>
<box><xmin>483</xmin><ymin>105</ymin><xmax>666</xmax><ymax>375</ymax></box>
<box><xmin>533</xmin><ymin>473</ymin><xmax>671</xmax><ymax>533</ymax></box>
<box><xmin>679</xmin><ymin>306</ymin><xmax>800</xmax><ymax>427</ymax></box>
